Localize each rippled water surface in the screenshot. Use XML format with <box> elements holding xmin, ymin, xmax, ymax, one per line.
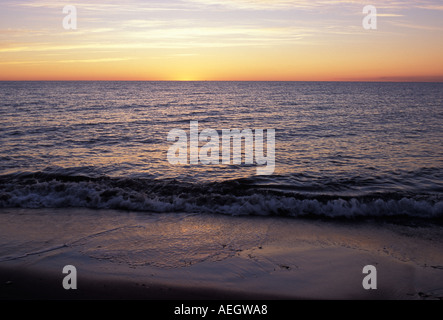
<box><xmin>1</xmin><ymin>81</ymin><xmax>442</xmax><ymax>218</ymax></box>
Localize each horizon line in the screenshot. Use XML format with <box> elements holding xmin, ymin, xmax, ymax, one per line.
<box><xmin>1</xmin><ymin>79</ymin><xmax>443</xmax><ymax>83</ymax></box>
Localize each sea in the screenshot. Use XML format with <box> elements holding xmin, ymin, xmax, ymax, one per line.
<box><xmin>1</xmin><ymin>81</ymin><xmax>442</xmax><ymax>220</ymax></box>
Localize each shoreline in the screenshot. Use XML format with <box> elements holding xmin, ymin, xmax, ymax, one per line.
<box><xmin>1</xmin><ymin>208</ymin><xmax>443</xmax><ymax>300</ymax></box>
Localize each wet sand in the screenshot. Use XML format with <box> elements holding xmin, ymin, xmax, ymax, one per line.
<box><xmin>0</xmin><ymin>208</ymin><xmax>442</xmax><ymax>300</ymax></box>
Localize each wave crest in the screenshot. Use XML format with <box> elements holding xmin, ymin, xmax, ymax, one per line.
<box><xmin>0</xmin><ymin>172</ymin><xmax>442</xmax><ymax>219</ymax></box>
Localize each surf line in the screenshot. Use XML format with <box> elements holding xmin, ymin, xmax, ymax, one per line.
<box><xmin>167</xmin><ymin>121</ymin><xmax>275</xmax><ymax>175</ymax></box>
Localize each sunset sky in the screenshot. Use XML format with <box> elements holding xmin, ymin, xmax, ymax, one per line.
<box><xmin>1</xmin><ymin>0</ymin><xmax>442</xmax><ymax>81</ymax></box>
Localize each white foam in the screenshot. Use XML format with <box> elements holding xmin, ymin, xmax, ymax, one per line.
<box><xmin>1</xmin><ymin>179</ymin><xmax>442</xmax><ymax>219</ymax></box>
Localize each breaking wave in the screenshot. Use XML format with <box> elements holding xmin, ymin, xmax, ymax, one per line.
<box><xmin>0</xmin><ymin>170</ymin><xmax>442</xmax><ymax>219</ymax></box>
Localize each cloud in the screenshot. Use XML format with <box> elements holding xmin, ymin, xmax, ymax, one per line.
<box><xmin>2</xmin><ymin>0</ymin><xmax>442</xmax><ymax>56</ymax></box>
<box><xmin>0</xmin><ymin>57</ymin><xmax>133</xmax><ymax>65</ymax></box>
<box><xmin>0</xmin><ymin>24</ymin><xmax>310</xmax><ymax>53</ymax></box>
<box><xmin>387</xmin><ymin>21</ymin><xmax>443</xmax><ymax>31</ymax></box>
<box><xmin>416</xmin><ymin>4</ymin><xmax>443</xmax><ymax>10</ymax></box>
<box><xmin>9</xmin><ymin>0</ymin><xmax>443</xmax><ymax>12</ymax></box>
<box><xmin>13</xmin><ymin>0</ymin><xmax>197</xmax><ymax>12</ymax></box>
<box><xmin>377</xmin><ymin>14</ymin><xmax>404</xmax><ymax>17</ymax></box>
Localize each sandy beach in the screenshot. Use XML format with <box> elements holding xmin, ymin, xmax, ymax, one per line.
<box><xmin>0</xmin><ymin>208</ymin><xmax>442</xmax><ymax>300</ymax></box>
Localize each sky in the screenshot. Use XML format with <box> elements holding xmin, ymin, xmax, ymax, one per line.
<box><xmin>0</xmin><ymin>0</ymin><xmax>442</xmax><ymax>81</ymax></box>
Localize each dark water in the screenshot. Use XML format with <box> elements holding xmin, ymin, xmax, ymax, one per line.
<box><xmin>0</xmin><ymin>81</ymin><xmax>442</xmax><ymax>218</ymax></box>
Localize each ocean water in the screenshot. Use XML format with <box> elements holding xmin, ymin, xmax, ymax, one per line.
<box><xmin>0</xmin><ymin>81</ymin><xmax>442</xmax><ymax>219</ymax></box>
